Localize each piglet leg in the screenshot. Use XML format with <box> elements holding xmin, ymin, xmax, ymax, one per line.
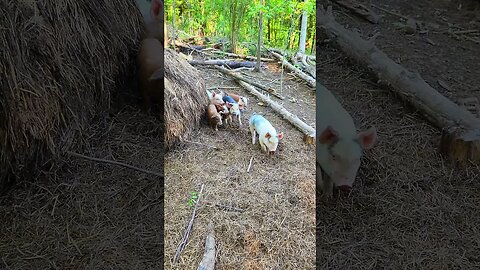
<box><xmin>259</xmin><ymin>140</ymin><xmax>267</xmax><ymax>153</ymax></box>
<box><xmin>317</xmin><ymin>163</ymin><xmax>333</xmax><ymax>197</ymax></box>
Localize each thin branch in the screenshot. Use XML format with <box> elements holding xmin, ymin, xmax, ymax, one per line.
<box><xmin>67</xmin><ymin>151</ymin><xmax>163</xmax><ymax>177</ymax></box>
<box><xmin>174</xmin><ymin>183</ymin><xmax>205</xmax><ymax>263</ymax></box>
<box><xmin>247</xmin><ymin>156</ymin><xmax>254</xmax><ymax>172</ymax></box>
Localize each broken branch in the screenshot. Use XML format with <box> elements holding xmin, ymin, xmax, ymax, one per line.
<box><xmin>270</xmin><ymin>51</ymin><xmax>315</xmax><ymax>88</ymax></box>
<box><xmin>197</xmin><ymin>222</ymin><xmax>216</xmax><ymax>270</ymax></box>
<box><xmin>174</xmin><ymin>183</ymin><xmax>205</xmax><ymax>263</ymax></box>
<box><xmin>67</xmin><ymin>151</ymin><xmax>163</xmax><ymax>177</ymax></box>
<box><xmin>212</xmin><ymin>66</ymin><xmax>285</xmax><ymax>100</ymax></box>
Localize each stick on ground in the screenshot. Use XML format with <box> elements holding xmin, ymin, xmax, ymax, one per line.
<box><xmin>67</xmin><ymin>151</ymin><xmax>163</xmax><ymax>177</ymax></box>
<box><xmin>197</xmin><ymin>222</ymin><xmax>216</xmax><ymax>270</ymax></box>
<box><xmin>247</xmin><ymin>156</ymin><xmax>254</xmax><ymax>172</ymax></box>
<box><xmin>174</xmin><ymin>183</ymin><xmax>205</xmax><ymax>263</ymax></box>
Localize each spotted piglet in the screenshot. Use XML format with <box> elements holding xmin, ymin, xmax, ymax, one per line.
<box><xmin>223</xmin><ymin>95</ymin><xmax>241</xmax><ymax>126</ymax></box>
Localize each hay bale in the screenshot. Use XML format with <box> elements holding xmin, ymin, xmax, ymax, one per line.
<box><xmin>0</xmin><ymin>0</ymin><xmax>144</xmax><ymax>193</ymax></box>
<box><xmin>164</xmin><ymin>48</ymin><xmax>208</xmax><ymax>150</ymax></box>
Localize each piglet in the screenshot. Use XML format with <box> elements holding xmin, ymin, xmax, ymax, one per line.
<box><xmin>207</xmin><ymin>90</ymin><xmax>224</xmax><ymax>105</ymax></box>
<box><xmin>137</xmin><ymin>38</ymin><xmax>164</xmax><ymax>112</ymax></box>
<box><xmin>316</xmin><ymin>85</ymin><xmax>377</xmax><ymax>196</ymax></box>
<box><xmin>137</xmin><ymin>0</ymin><xmax>164</xmax><ymax>112</ymax></box>
<box><xmin>225</xmin><ymin>92</ymin><xmax>248</xmax><ymax>111</ymax></box>
<box><xmin>207</xmin><ymin>104</ymin><xmax>222</xmax><ymax>131</ymax></box>
<box><xmin>249</xmin><ymin>114</ymin><xmax>283</xmax><ymax>155</ymax></box>
<box><xmin>223</xmin><ymin>95</ymin><xmax>242</xmax><ymax>126</ymax></box>
<box><xmin>142</xmin><ymin>0</ymin><xmax>166</xmax><ymax>46</ymax></box>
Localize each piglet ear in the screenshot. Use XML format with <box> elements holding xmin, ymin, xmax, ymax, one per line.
<box><xmin>212</xmin><ymin>91</ymin><xmax>216</xmax><ymax>97</ymax></box>
<box><xmin>150</xmin><ymin>0</ymin><xmax>163</xmax><ymax>19</ymax></box>
<box><xmin>358</xmin><ymin>127</ymin><xmax>377</xmax><ymax>150</ymax></box>
<box><xmin>318</xmin><ymin>126</ymin><xmax>338</xmax><ymax>145</ymax></box>
<box><xmin>265</xmin><ymin>132</ymin><xmax>272</xmax><ymax>139</ymax></box>
<box><xmin>277</xmin><ymin>132</ymin><xmax>283</xmax><ymax>140</ymax></box>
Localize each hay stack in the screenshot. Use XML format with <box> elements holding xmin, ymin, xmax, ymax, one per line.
<box><xmin>164</xmin><ymin>48</ymin><xmax>208</xmax><ymax>150</ymax></box>
<box><xmin>0</xmin><ymin>0</ymin><xmax>144</xmax><ymax>193</ymax></box>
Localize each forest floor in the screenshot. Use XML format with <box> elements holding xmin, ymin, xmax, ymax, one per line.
<box><xmin>163</xmin><ymin>52</ymin><xmax>316</xmax><ymax>269</ymax></box>
<box><xmin>317</xmin><ymin>0</ymin><xmax>480</xmax><ymax>269</ymax></box>
<box><xmin>0</xmin><ymin>83</ymin><xmax>163</xmax><ymax>268</ymax></box>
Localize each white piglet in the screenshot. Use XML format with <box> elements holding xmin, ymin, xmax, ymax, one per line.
<box><xmin>206</xmin><ymin>90</ymin><xmax>224</xmax><ymax>105</ymax></box>
<box><xmin>249</xmin><ymin>114</ymin><xmax>283</xmax><ymax>155</ymax></box>
<box><xmin>316</xmin><ymin>84</ymin><xmax>377</xmax><ymax>196</ymax></box>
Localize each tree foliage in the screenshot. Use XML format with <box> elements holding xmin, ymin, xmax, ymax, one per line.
<box><xmin>164</xmin><ymin>0</ymin><xmax>315</xmax><ymax>55</ymax></box>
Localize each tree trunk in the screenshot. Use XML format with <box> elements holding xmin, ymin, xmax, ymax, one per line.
<box><xmin>267</xmin><ymin>18</ymin><xmax>271</xmax><ymax>42</ymax></box>
<box><xmin>299</xmin><ymin>2</ymin><xmax>307</xmax><ymax>54</ymax></box>
<box><xmin>255</xmin><ymin>0</ymin><xmax>264</xmax><ymax>72</ymax></box>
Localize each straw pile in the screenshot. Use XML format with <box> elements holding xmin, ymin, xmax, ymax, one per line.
<box><xmin>164</xmin><ymin>48</ymin><xmax>208</xmax><ymax>150</ymax></box>
<box><xmin>0</xmin><ymin>0</ymin><xmax>143</xmax><ymax>193</ymax></box>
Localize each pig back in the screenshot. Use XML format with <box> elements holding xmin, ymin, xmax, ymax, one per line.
<box><xmin>316</xmin><ymin>85</ymin><xmax>357</xmax><ymax>137</ymax></box>
<box><xmin>207</xmin><ymin>104</ymin><xmax>218</xmax><ymax>118</ymax></box>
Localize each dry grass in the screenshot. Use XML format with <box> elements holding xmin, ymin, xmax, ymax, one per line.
<box><xmin>164</xmin><ymin>62</ymin><xmax>316</xmax><ymax>269</ymax></box>
<box><xmin>0</xmin><ymin>0</ymin><xmax>164</xmax><ymax>268</ymax></box>
<box><xmin>0</xmin><ymin>101</ymin><xmax>163</xmax><ymax>269</ymax></box>
<box><xmin>164</xmin><ymin>48</ymin><xmax>209</xmax><ymax>150</ymax></box>
<box><xmin>0</xmin><ymin>0</ymin><xmax>143</xmax><ymax>193</ymax></box>
<box><xmin>316</xmin><ymin>3</ymin><xmax>480</xmax><ymax>267</ymax></box>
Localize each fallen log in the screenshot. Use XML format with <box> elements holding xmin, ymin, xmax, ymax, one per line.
<box><xmin>189</xmin><ymin>59</ymin><xmax>257</xmax><ymax>69</ymax></box>
<box><xmin>206</xmin><ymin>49</ymin><xmax>276</xmax><ymax>62</ymax></box>
<box><xmin>197</xmin><ymin>222</ymin><xmax>216</xmax><ymax>270</ymax></box>
<box><xmin>318</xmin><ymin>5</ymin><xmax>480</xmax><ymax>165</ymax></box>
<box><xmin>236</xmin><ymin>79</ymin><xmax>316</xmax><ymax>144</ymax></box>
<box><xmin>270</xmin><ymin>51</ymin><xmax>316</xmax><ymax>88</ymax></box>
<box><xmin>332</xmin><ymin>0</ymin><xmax>380</xmax><ymax>24</ymax></box>
<box><xmin>292</xmin><ymin>53</ymin><xmax>316</xmax><ymax>78</ymax></box>
<box><xmin>212</xmin><ymin>66</ymin><xmax>285</xmax><ymax>100</ymax></box>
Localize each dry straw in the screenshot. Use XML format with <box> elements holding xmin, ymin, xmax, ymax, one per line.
<box><xmin>0</xmin><ymin>0</ymin><xmax>143</xmax><ymax>193</ymax></box>
<box><xmin>164</xmin><ymin>48</ymin><xmax>209</xmax><ymax>150</ymax></box>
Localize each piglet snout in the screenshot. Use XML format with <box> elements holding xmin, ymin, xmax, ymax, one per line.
<box><xmin>269</xmin><ymin>151</ymin><xmax>275</xmax><ymax>156</ymax></box>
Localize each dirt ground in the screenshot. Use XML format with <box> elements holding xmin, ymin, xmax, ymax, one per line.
<box><xmin>164</xmin><ymin>57</ymin><xmax>316</xmax><ymax>269</ymax></box>
<box><xmin>0</xmin><ymin>82</ymin><xmax>163</xmax><ymax>268</ymax></box>
<box><xmin>317</xmin><ymin>0</ymin><xmax>480</xmax><ymax>269</ymax></box>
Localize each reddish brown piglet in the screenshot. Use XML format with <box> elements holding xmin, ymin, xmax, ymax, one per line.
<box><xmin>207</xmin><ymin>104</ymin><xmax>222</xmax><ymax>131</ymax></box>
